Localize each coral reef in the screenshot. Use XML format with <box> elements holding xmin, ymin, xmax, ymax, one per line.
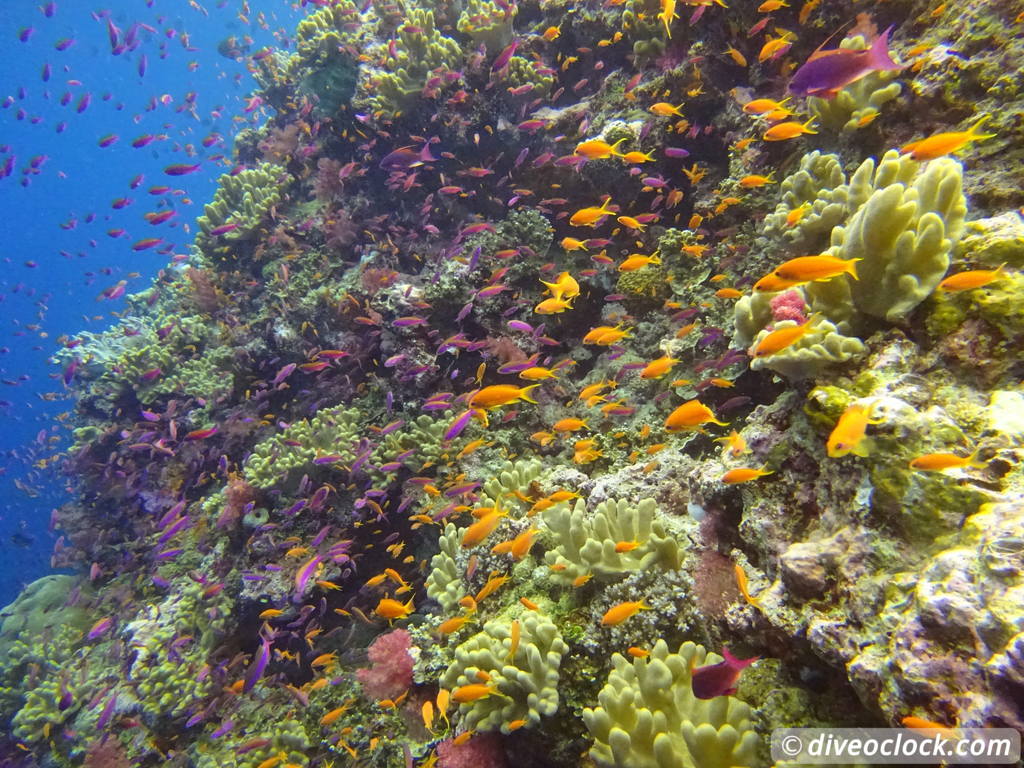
<box><xmin>583</xmin><ymin>640</ymin><xmax>759</xmax><ymax>768</ymax></box>
<box><xmin>19</xmin><ymin>1</ymin><xmax>1024</xmax><ymax>767</ymax></box>
<box><xmin>807</xmin><ymin>36</ymin><xmax>902</xmax><ymax>133</ymax></box>
<box><xmin>441</xmin><ymin>614</ymin><xmax>568</xmax><ymax>733</ymax></box>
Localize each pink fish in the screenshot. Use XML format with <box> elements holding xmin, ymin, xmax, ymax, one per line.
<box><xmin>163</xmin><ymin>163</ymin><xmax>200</xmax><ymax>176</ymax></box>
<box><xmin>691</xmin><ymin>647</ymin><xmax>759</xmax><ymax>699</ymax></box>
<box><xmin>789</xmin><ymin>26</ymin><xmax>901</xmax><ymax>99</ymax></box>
<box><xmin>491</xmin><ymin>40</ymin><xmax>518</xmax><ymax>71</ymax></box>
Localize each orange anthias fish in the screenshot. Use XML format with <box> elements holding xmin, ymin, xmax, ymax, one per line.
<box><xmin>374</xmin><ymin>597</ymin><xmax>414</xmax><ymax>621</ymax></box>
<box><xmin>772</xmin><ymin>255</ymin><xmax>860</xmax><ymax>283</ymax></box>
<box><xmin>937</xmin><ymin>264</ymin><xmax>1007</xmax><ymax>292</ymax></box>
<box><xmin>827</xmin><ymin>400</ymin><xmax>884</xmax><ymax>458</ymax></box>
<box><xmin>664</xmin><ymin>400</ymin><xmax>728</xmax><ymax>432</ymax></box>
<box><xmin>600</xmin><ymin>600</ymin><xmax>650</xmax><ymax>626</ymax></box>
<box><xmin>751</xmin><ymin>314</ymin><xmax>821</xmax><ymax>357</ymax></box>
<box><xmin>468</xmin><ymin>384</ymin><xmax>541</xmax><ymax>410</ymax></box>
<box><xmin>900</xmin><ymin>116</ymin><xmax>995</xmax><ymax>162</ymax></box>
<box><xmin>721</xmin><ymin>467</ymin><xmax>773</xmax><ymax>484</ymax></box>
<box><xmin>570</xmin><ymin>197</ymin><xmax>615</xmax><ymax>227</ymax></box>
<box><xmin>640</xmin><ymin>355</ymin><xmax>679</xmax><ymax>379</ymax></box>
<box><xmin>763</xmin><ymin>118</ymin><xmax>818</xmax><ymax>141</ymax></box>
<box><xmin>908</xmin><ymin>450</ymin><xmax>986</xmax><ymax>472</ymax></box>
<box><xmin>575</xmin><ymin>137</ymin><xmax>627</xmax><ymax>159</ymax></box>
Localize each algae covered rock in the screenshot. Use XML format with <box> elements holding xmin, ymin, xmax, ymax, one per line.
<box><xmin>583</xmin><ymin>640</ymin><xmax>759</xmax><ymax>768</ymax></box>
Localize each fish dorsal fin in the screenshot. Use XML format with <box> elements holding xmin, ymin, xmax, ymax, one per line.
<box><xmin>806</xmin><ymin>19</ymin><xmax>857</xmax><ymax>62</ymax></box>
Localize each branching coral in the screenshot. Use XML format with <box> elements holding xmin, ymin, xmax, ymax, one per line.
<box><xmin>583</xmin><ymin>640</ymin><xmax>759</xmax><ymax>768</ymax></box>
<box><xmin>440</xmin><ymin>614</ymin><xmax>568</xmax><ymax>733</ymax></box>
<box><xmin>541</xmin><ymin>497</ymin><xmax>682</xmax><ymax>584</ymax></box>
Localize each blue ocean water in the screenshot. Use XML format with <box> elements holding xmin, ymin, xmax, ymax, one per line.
<box><xmin>0</xmin><ymin>0</ymin><xmax>301</xmax><ymax>606</ymax></box>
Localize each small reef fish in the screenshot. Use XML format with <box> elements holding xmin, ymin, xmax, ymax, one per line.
<box><xmin>772</xmin><ymin>255</ymin><xmax>860</xmax><ymax>283</ymax></box>
<box><xmin>937</xmin><ymin>264</ymin><xmax>1007</xmax><ymax>292</ymax></box>
<box><xmin>570</xmin><ymin>198</ymin><xmax>616</xmax><ymax>227</ymax></box>
<box><xmin>900</xmin><ymin>116</ymin><xmax>995</xmax><ymax>161</ymax></box>
<box><xmin>908</xmin><ymin>450</ymin><xmax>986</xmax><ymax>471</ymax></box>
<box><xmin>452</xmin><ymin>684</ymin><xmax>506</xmax><ymax>703</ymax></box>
<box><xmin>734</xmin><ymin>563</ymin><xmax>761</xmax><ymax>607</ymax></box>
<box><xmin>640</xmin><ymin>356</ymin><xmax>679</xmax><ymax>379</ymax></box>
<box><xmin>763</xmin><ymin>118</ymin><xmax>818</xmax><ymax>141</ymax></box>
<box><xmin>789</xmin><ymin>26</ymin><xmax>902</xmax><ymax>98</ymax></box>
<box><xmin>751</xmin><ymin>314</ymin><xmax>822</xmax><ymax>357</ymax></box>
<box><xmin>468</xmin><ymin>384</ymin><xmax>541</xmax><ymax>410</ymax></box>
<box><xmin>600</xmin><ymin>600</ymin><xmax>650</xmax><ymax>626</ymax></box>
<box><xmin>827</xmin><ymin>400</ymin><xmax>884</xmax><ymax>458</ymax></box>
<box><xmin>374</xmin><ymin>597</ymin><xmax>414</xmax><ymax>620</ymax></box>
<box><xmin>721</xmin><ymin>467</ymin><xmax>773</xmax><ymax>484</ymax></box>
<box><xmin>691</xmin><ymin>647</ymin><xmax>759</xmax><ymax>699</ymax></box>
<box><xmin>664</xmin><ymin>400</ymin><xmax>728</xmax><ymax>432</ymax></box>
<box><xmin>575</xmin><ymin>137</ymin><xmax>627</xmax><ymax>159</ymax></box>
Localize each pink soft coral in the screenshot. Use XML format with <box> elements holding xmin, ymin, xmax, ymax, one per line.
<box><xmin>356</xmin><ymin>629</ymin><xmax>414</xmax><ymax>700</ymax></box>
<box><xmin>769</xmin><ymin>289</ymin><xmax>808</xmax><ymax>324</ymax></box>
<box><xmin>437</xmin><ymin>732</ymin><xmax>509</xmax><ymax>768</ymax></box>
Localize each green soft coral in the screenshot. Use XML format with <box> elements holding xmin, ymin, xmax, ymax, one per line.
<box><xmin>357</xmin><ymin>9</ymin><xmax>462</xmax><ymax>116</ymax></box>
<box><xmin>196</xmin><ymin>164</ymin><xmax>287</xmax><ymax>258</ymax></box>
<box><xmin>125</xmin><ymin>580</ymin><xmax>229</xmax><ymax>721</ymax></box>
<box><xmin>828</xmin><ymin>150</ymin><xmax>967</xmax><ymax>322</ymax></box>
<box><xmin>737</xmin><ymin>149</ymin><xmax>967</xmax><ymax>377</ymax></box>
<box><xmin>426</xmin><ymin>523</ymin><xmax>466</xmax><ymax>614</ymax></box>
<box><xmin>541</xmin><ymin>497</ymin><xmax>681</xmax><ymax>584</ymax></box>
<box><xmin>441</xmin><ymin>613</ymin><xmax>568</xmax><ymax>733</ymax></box>
<box><xmin>583</xmin><ymin>640</ymin><xmax>759</xmax><ymax>768</ymax></box>
<box><xmin>457</xmin><ymin>0</ymin><xmax>516</xmax><ymax>50</ymax></box>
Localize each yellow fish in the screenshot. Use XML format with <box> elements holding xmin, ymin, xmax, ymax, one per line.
<box><xmin>827</xmin><ymin>400</ymin><xmax>883</xmax><ymax>458</ymax></box>
<box><xmin>469</xmin><ymin>384</ymin><xmax>541</xmax><ymax>410</ymax></box>
<box><xmin>600</xmin><ymin>600</ymin><xmax>650</xmax><ymax>626</ymax></box>
<box><xmin>569</xmin><ymin>197</ymin><xmax>615</xmax><ymax>227</ymax></box>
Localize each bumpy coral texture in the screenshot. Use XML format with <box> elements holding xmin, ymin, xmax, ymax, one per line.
<box><xmin>583</xmin><ymin>640</ymin><xmax>759</xmax><ymax>768</ymax></box>
<box><xmin>356</xmin><ymin>628</ymin><xmax>414</xmax><ymax>700</ymax></box>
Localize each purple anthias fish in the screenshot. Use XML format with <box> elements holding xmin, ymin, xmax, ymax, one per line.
<box><xmin>789</xmin><ymin>26</ymin><xmax>901</xmax><ymax>99</ymax></box>
<box><xmin>691</xmin><ymin>646</ymin><xmax>759</xmax><ymax>699</ymax></box>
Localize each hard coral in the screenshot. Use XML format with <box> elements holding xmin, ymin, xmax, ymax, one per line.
<box><xmin>356</xmin><ymin>628</ymin><xmax>414</xmax><ymax>700</ymax></box>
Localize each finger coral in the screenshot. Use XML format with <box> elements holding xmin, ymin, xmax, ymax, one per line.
<box><xmin>582</xmin><ymin>640</ymin><xmax>759</xmax><ymax>768</ymax></box>
<box><xmin>441</xmin><ymin>614</ymin><xmax>568</xmax><ymax>733</ymax></box>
